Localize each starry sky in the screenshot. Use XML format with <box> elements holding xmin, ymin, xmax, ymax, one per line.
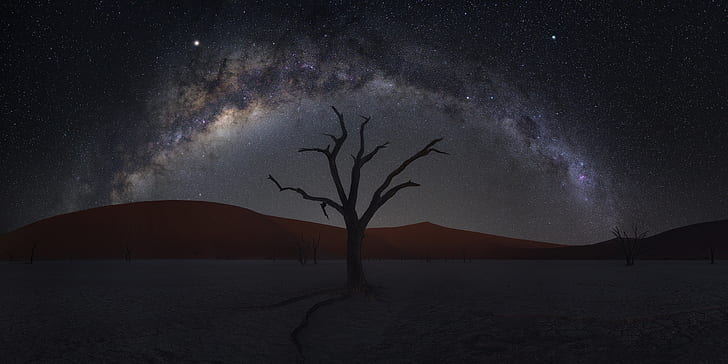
<box><xmin>1</xmin><ymin>1</ymin><xmax>726</xmax><ymax>244</ymax></box>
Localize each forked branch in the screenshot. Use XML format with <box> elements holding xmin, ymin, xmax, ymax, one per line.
<box><xmin>379</xmin><ymin>180</ymin><xmax>421</xmax><ymax>203</ymax></box>
<box><xmin>348</xmin><ymin>115</ymin><xmax>375</xmax><ymax>206</ymax></box>
<box><xmin>267</xmin><ymin>174</ymin><xmax>343</xmax><ymax>217</ymax></box>
<box><xmin>361</xmin><ymin>142</ymin><xmax>389</xmax><ymax>165</ymax></box>
<box><xmin>375</xmin><ymin>138</ymin><xmax>447</xmax><ymax>198</ymax></box>
<box><xmin>361</xmin><ymin>138</ymin><xmax>448</xmax><ymax>224</ymax></box>
<box><xmin>327</xmin><ymin>106</ymin><xmax>349</xmax><ymax>203</ymax></box>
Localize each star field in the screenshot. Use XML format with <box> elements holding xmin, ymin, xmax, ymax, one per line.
<box><xmin>1</xmin><ymin>1</ymin><xmax>725</xmax><ymax>243</ymax></box>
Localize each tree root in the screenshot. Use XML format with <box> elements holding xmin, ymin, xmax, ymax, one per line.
<box><xmin>290</xmin><ymin>292</ymin><xmax>350</xmax><ymax>362</ymax></box>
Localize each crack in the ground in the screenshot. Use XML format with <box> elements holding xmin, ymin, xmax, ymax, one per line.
<box><xmin>240</xmin><ymin>288</ymin><xmax>344</xmax><ymax>311</ymax></box>
<box><xmin>290</xmin><ymin>293</ymin><xmax>350</xmax><ymax>362</ymax></box>
<box><xmin>238</xmin><ymin>287</ymin><xmax>350</xmax><ymax>362</ymax></box>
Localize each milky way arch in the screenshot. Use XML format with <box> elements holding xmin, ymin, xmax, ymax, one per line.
<box><xmin>108</xmin><ymin>34</ymin><xmax>617</xmax><ymax>243</ymax></box>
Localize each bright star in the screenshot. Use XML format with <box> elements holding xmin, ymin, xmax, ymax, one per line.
<box><xmin>551</xmin><ymin>35</ymin><xmax>556</xmax><ymax>40</ymax></box>
<box><xmin>194</xmin><ymin>40</ymin><xmax>200</xmax><ymax>46</ymax></box>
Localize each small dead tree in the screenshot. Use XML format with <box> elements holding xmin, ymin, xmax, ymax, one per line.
<box><xmin>611</xmin><ymin>224</ymin><xmax>648</xmax><ymax>266</ymax></box>
<box><xmin>269</xmin><ymin>106</ymin><xmax>446</xmax><ymax>291</ymax></box>
<box><xmin>29</xmin><ymin>241</ymin><xmax>38</xmax><ymax>264</ymax></box>
<box><xmin>709</xmin><ymin>242</ymin><xmax>716</xmax><ymax>264</ymax></box>
<box><xmin>123</xmin><ymin>246</ymin><xmax>132</xmax><ymax>263</ymax></box>
<box><xmin>311</xmin><ymin>233</ymin><xmax>320</xmax><ymax>264</ymax></box>
<box><xmin>462</xmin><ymin>248</ymin><xmax>471</xmax><ymax>263</ymax></box>
<box><xmin>294</xmin><ymin>237</ymin><xmax>310</xmax><ymax>266</ymax></box>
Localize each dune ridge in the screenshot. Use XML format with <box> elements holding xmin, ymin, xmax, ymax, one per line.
<box><xmin>1</xmin><ymin>200</ymin><xmax>725</xmax><ymax>261</ymax></box>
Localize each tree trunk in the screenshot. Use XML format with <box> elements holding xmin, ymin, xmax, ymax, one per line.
<box><xmin>346</xmin><ymin>227</ymin><xmax>367</xmax><ymax>291</ymax></box>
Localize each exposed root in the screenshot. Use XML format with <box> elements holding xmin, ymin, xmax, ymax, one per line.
<box><xmin>290</xmin><ymin>292</ymin><xmax>350</xmax><ymax>362</ymax></box>
<box><xmin>241</xmin><ymin>288</ymin><xmax>344</xmax><ymax>311</ymax></box>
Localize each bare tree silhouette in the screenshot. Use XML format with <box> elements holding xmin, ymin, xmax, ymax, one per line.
<box><xmin>28</xmin><ymin>240</ymin><xmax>38</xmax><ymax>264</ymax></box>
<box><xmin>311</xmin><ymin>233</ymin><xmax>320</xmax><ymax>265</ymax></box>
<box><xmin>708</xmin><ymin>242</ymin><xmax>716</xmax><ymax>264</ymax></box>
<box><xmin>269</xmin><ymin>106</ymin><xmax>446</xmax><ymax>291</ymax></box>
<box><xmin>611</xmin><ymin>224</ymin><xmax>648</xmax><ymax>266</ymax></box>
<box><xmin>294</xmin><ymin>236</ymin><xmax>310</xmax><ymax>266</ymax></box>
<box><xmin>462</xmin><ymin>247</ymin><xmax>472</xmax><ymax>263</ymax></box>
<box><xmin>123</xmin><ymin>246</ymin><xmax>132</xmax><ymax>263</ymax></box>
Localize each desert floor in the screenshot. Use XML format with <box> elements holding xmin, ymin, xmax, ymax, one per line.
<box><xmin>2</xmin><ymin>260</ymin><xmax>728</xmax><ymax>363</ymax></box>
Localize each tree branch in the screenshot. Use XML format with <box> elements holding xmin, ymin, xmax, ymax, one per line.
<box><xmin>361</xmin><ymin>142</ymin><xmax>389</xmax><ymax>165</ymax></box>
<box><xmin>330</xmin><ymin>106</ymin><xmax>347</xmax><ymax>145</ymax></box>
<box><xmin>267</xmin><ymin>175</ymin><xmax>343</xmax><ymax>216</ymax></box>
<box><xmin>356</xmin><ymin>115</ymin><xmax>371</xmax><ymax>160</ymax></box>
<box><xmin>327</xmin><ymin>106</ymin><xmax>349</xmax><ymax>204</ymax></box>
<box><xmin>348</xmin><ymin>115</ymin><xmax>373</xmax><ymax>207</ymax></box>
<box><xmin>319</xmin><ymin>202</ymin><xmax>330</xmax><ymax>219</ymax></box>
<box><xmin>360</xmin><ymin>138</ymin><xmax>447</xmax><ymax>225</ymax></box>
<box><xmin>298</xmin><ymin>146</ymin><xmax>331</xmax><ymax>157</ymax></box>
<box><xmin>380</xmin><ymin>180</ymin><xmax>420</xmax><ymax>204</ymax></box>
<box><xmin>373</xmin><ymin>138</ymin><xmax>446</xmax><ymax>198</ymax></box>
<box><xmin>322</xmin><ymin>133</ymin><xmax>338</xmax><ymax>143</ymax></box>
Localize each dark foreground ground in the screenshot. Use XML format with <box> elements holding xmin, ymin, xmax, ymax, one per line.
<box><xmin>2</xmin><ymin>260</ymin><xmax>728</xmax><ymax>363</ymax></box>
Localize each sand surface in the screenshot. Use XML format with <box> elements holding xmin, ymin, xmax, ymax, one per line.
<box><xmin>3</xmin><ymin>260</ymin><xmax>728</xmax><ymax>363</ymax></box>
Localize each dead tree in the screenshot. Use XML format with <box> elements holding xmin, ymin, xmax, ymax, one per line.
<box><xmin>123</xmin><ymin>246</ymin><xmax>132</xmax><ymax>263</ymax></box>
<box><xmin>29</xmin><ymin>241</ymin><xmax>38</xmax><ymax>264</ymax></box>
<box><xmin>294</xmin><ymin>237</ymin><xmax>309</xmax><ymax>266</ymax></box>
<box><xmin>311</xmin><ymin>233</ymin><xmax>320</xmax><ymax>264</ymax></box>
<box><xmin>709</xmin><ymin>243</ymin><xmax>716</xmax><ymax>264</ymax></box>
<box><xmin>269</xmin><ymin>106</ymin><xmax>446</xmax><ymax>291</ymax></box>
<box><xmin>611</xmin><ymin>224</ymin><xmax>648</xmax><ymax>266</ymax></box>
<box><xmin>462</xmin><ymin>247</ymin><xmax>471</xmax><ymax>263</ymax></box>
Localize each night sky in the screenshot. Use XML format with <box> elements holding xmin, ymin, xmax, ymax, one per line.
<box><xmin>1</xmin><ymin>1</ymin><xmax>725</xmax><ymax>244</ymax></box>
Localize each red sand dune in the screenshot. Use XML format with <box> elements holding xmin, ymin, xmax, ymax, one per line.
<box><xmin>362</xmin><ymin>222</ymin><xmax>560</xmax><ymax>259</ymax></box>
<box><xmin>538</xmin><ymin>220</ymin><xmax>728</xmax><ymax>260</ymax></box>
<box><xmin>0</xmin><ymin>200</ymin><xmax>726</xmax><ymax>261</ymax></box>
<box><xmin>0</xmin><ymin>201</ymin><xmax>297</xmax><ymax>260</ymax></box>
<box><xmin>0</xmin><ymin>200</ymin><xmax>557</xmax><ymax>260</ymax></box>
